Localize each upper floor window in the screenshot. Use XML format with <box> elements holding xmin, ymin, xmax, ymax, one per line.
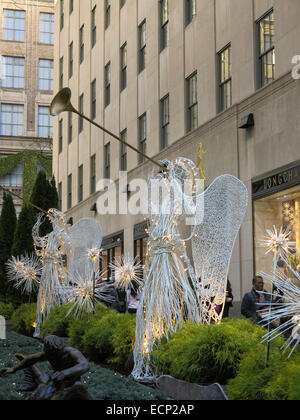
<box><xmin>78</xmin><ymin>165</ymin><xmax>83</xmax><ymax>203</ymax></box>
<box><xmin>40</xmin><ymin>13</ymin><xmax>54</xmax><ymax>44</ymax></box>
<box><xmin>138</xmin><ymin>113</ymin><xmax>147</xmax><ymax>165</ymax></box>
<box><xmin>59</xmin><ymin>56</ymin><xmax>64</xmax><ymax>90</ymax></box>
<box><xmin>120</xmin><ymin>43</ymin><xmax>127</xmax><ymax>91</ymax></box>
<box><xmin>69</xmin><ymin>0</ymin><xmax>74</xmax><ymax>14</ymax></box>
<box><xmin>91</xmin><ymin>6</ymin><xmax>97</xmax><ymax>47</ymax></box>
<box><xmin>90</xmin><ymin>154</ymin><xmax>96</xmax><ymax>195</ymax></box>
<box><xmin>79</xmin><ymin>94</ymin><xmax>84</xmax><ymax>133</ymax></box>
<box><xmin>186</xmin><ymin>0</ymin><xmax>196</xmax><ymax>26</ymax></box>
<box><xmin>105</xmin><ymin>0</ymin><xmax>111</xmax><ymax>29</ymax></box>
<box><xmin>218</xmin><ymin>45</ymin><xmax>232</xmax><ymax>112</ymax></box>
<box><xmin>91</xmin><ymin>79</ymin><xmax>96</xmax><ymax>120</ymax></box>
<box><xmin>60</xmin><ymin>0</ymin><xmax>64</xmax><ymax>30</ymax></box>
<box><xmin>69</xmin><ymin>42</ymin><xmax>73</xmax><ymax>79</ymax></box>
<box><xmin>186</xmin><ymin>72</ymin><xmax>198</xmax><ymax>133</ymax></box>
<box><xmin>0</xmin><ymin>157</ymin><xmax>23</xmax><ymax>187</ymax></box>
<box><xmin>160</xmin><ymin>95</ymin><xmax>170</xmax><ymax>150</ymax></box>
<box><xmin>38</xmin><ymin>106</ymin><xmax>53</xmax><ymax>138</ymax></box>
<box><xmin>139</xmin><ymin>21</ymin><xmax>146</xmax><ymax>73</ymax></box>
<box><xmin>104</xmin><ymin>143</ymin><xmax>111</xmax><ymax>179</ymax></box>
<box><xmin>3</xmin><ymin>9</ymin><xmax>25</xmax><ymax>42</ymax></box>
<box><xmin>105</xmin><ymin>62</ymin><xmax>111</xmax><ymax>107</ymax></box>
<box><xmin>39</xmin><ymin>59</ymin><xmax>54</xmax><ymax>91</ymax></box>
<box><xmin>0</xmin><ymin>104</ymin><xmax>23</xmax><ymax>136</ymax></box>
<box><xmin>120</xmin><ymin>0</ymin><xmax>126</xmax><ymax>8</ymax></box>
<box><xmin>258</xmin><ymin>10</ymin><xmax>275</xmax><ymax>88</ymax></box>
<box><xmin>160</xmin><ymin>0</ymin><xmax>169</xmax><ymax>51</ymax></box>
<box><xmin>79</xmin><ymin>25</ymin><xmax>84</xmax><ymax>64</ymax></box>
<box><xmin>2</xmin><ymin>56</ymin><xmax>24</xmax><ymax>89</ymax></box>
<box><xmin>120</xmin><ymin>129</ymin><xmax>127</xmax><ymax>171</ymax></box>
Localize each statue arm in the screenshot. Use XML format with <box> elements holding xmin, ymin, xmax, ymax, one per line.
<box><xmin>0</xmin><ymin>352</ymin><xmax>47</xmax><ymax>376</ymax></box>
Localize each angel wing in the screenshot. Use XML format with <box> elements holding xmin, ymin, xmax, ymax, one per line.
<box><xmin>192</xmin><ymin>174</ymin><xmax>248</xmax><ymax>324</ymax></box>
<box><xmin>66</xmin><ymin>218</ymin><xmax>103</xmax><ymax>277</ymax></box>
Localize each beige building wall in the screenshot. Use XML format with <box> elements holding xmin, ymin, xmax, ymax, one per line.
<box><xmin>53</xmin><ymin>0</ymin><xmax>300</xmax><ymax>306</ymax></box>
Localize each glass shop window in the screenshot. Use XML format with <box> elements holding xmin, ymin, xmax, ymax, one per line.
<box><xmin>254</xmin><ymin>185</ymin><xmax>300</xmax><ymax>285</ymax></box>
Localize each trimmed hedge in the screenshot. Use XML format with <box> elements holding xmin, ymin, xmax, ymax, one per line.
<box><xmin>0</xmin><ymin>302</ymin><xmax>14</xmax><ymax>320</ymax></box>
<box><xmin>11</xmin><ymin>303</ymin><xmax>36</xmax><ymax>336</ymax></box>
<box><xmin>151</xmin><ymin>318</ymin><xmax>272</xmax><ymax>386</ymax></box>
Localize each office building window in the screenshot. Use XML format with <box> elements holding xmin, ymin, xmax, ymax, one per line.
<box><xmin>90</xmin><ymin>154</ymin><xmax>96</xmax><ymax>194</ymax></box>
<box><xmin>38</xmin><ymin>59</ymin><xmax>53</xmax><ymax>91</ymax></box>
<box><xmin>139</xmin><ymin>21</ymin><xmax>146</xmax><ymax>73</ymax></box>
<box><xmin>79</xmin><ymin>25</ymin><xmax>84</xmax><ymax>64</ymax></box>
<box><xmin>160</xmin><ymin>0</ymin><xmax>169</xmax><ymax>51</ymax></box>
<box><xmin>2</xmin><ymin>56</ymin><xmax>24</xmax><ymax>89</ymax></box>
<box><xmin>161</xmin><ymin>95</ymin><xmax>170</xmax><ymax>150</ymax></box>
<box><xmin>60</xmin><ymin>0</ymin><xmax>64</xmax><ymax>30</ymax></box>
<box><xmin>78</xmin><ymin>165</ymin><xmax>83</xmax><ymax>203</ymax></box>
<box><xmin>186</xmin><ymin>0</ymin><xmax>197</xmax><ymax>25</ymax></box>
<box><xmin>59</xmin><ymin>119</ymin><xmax>63</xmax><ymax>153</ymax></box>
<box><xmin>69</xmin><ymin>0</ymin><xmax>73</xmax><ymax>14</ymax></box>
<box><xmin>105</xmin><ymin>0</ymin><xmax>111</xmax><ymax>29</ymax></box>
<box><xmin>68</xmin><ymin>112</ymin><xmax>72</xmax><ymax>144</ymax></box>
<box><xmin>120</xmin><ymin>0</ymin><xmax>126</xmax><ymax>8</ymax></box>
<box><xmin>58</xmin><ymin>182</ymin><xmax>62</xmax><ymax>211</ymax></box>
<box><xmin>186</xmin><ymin>72</ymin><xmax>198</xmax><ymax>132</ymax></box>
<box><xmin>258</xmin><ymin>10</ymin><xmax>275</xmax><ymax>88</ymax></box>
<box><xmin>91</xmin><ymin>79</ymin><xmax>96</xmax><ymax>120</ymax></box>
<box><xmin>69</xmin><ymin>42</ymin><xmax>73</xmax><ymax>79</ymax></box>
<box><xmin>138</xmin><ymin>113</ymin><xmax>147</xmax><ymax>165</ymax></box>
<box><xmin>0</xmin><ymin>157</ymin><xmax>23</xmax><ymax>187</ymax></box>
<box><xmin>40</xmin><ymin>13</ymin><xmax>54</xmax><ymax>44</ymax></box>
<box><xmin>0</xmin><ymin>104</ymin><xmax>23</xmax><ymax>136</ymax></box>
<box><xmin>105</xmin><ymin>62</ymin><xmax>111</xmax><ymax>107</ymax></box>
<box><xmin>104</xmin><ymin>143</ymin><xmax>110</xmax><ymax>179</ymax></box>
<box><xmin>120</xmin><ymin>129</ymin><xmax>127</xmax><ymax>171</ymax></box>
<box><xmin>59</xmin><ymin>56</ymin><xmax>64</xmax><ymax>90</ymax></box>
<box><xmin>67</xmin><ymin>174</ymin><xmax>72</xmax><ymax>210</ymax></box>
<box><xmin>218</xmin><ymin>45</ymin><xmax>232</xmax><ymax>112</ymax></box>
<box><xmin>38</xmin><ymin>106</ymin><xmax>53</xmax><ymax>138</ymax></box>
<box><xmin>91</xmin><ymin>6</ymin><xmax>96</xmax><ymax>47</ymax></box>
<box><xmin>3</xmin><ymin>9</ymin><xmax>25</xmax><ymax>42</ymax></box>
<box><xmin>79</xmin><ymin>94</ymin><xmax>84</xmax><ymax>133</ymax></box>
<box><xmin>120</xmin><ymin>43</ymin><xmax>127</xmax><ymax>91</ymax></box>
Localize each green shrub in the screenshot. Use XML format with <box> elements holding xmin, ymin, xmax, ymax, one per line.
<box><xmin>109</xmin><ymin>313</ymin><xmax>136</xmax><ymax>368</ymax></box>
<box><xmin>68</xmin><ymin>303</ymin><xmax>112</xmax><ymax>349</ymax></box>
<box><xmin>0</xmin><ymin>302</ymin><xmax>14</xmax><ymax>319</ymax></box>
<box><xmin>82</xmin><ymin>311</ymin><xmax>122</xmax><ymax>363</ymax></box>
<box><xmin>11</xmin><ymin>303</ymin><xmax>36</xmax><ymax>336</ymax></box>
<box><xmin>40</xmin><ymin>304</ymin><xmax>74</xmax><ymax>338</ymax></box>
<box><xmin>151</xmin><ymin>318</ymin><xmax>269</xmax><ymax>385</ymax></box>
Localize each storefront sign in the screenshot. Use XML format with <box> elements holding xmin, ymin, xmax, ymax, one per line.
<box><xmin>253</xmin><ymin>164</ymin><xmax>300</xmax><ymax>199</ymax></box>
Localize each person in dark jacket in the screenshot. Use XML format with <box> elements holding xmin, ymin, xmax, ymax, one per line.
<box><xmin>241</xmin><ymin>276</ymin><xmax>271</xmax><ymax>324</ymax></box>
<box><xmin>222</xmin><ymin>279</ymin><xmax>234</xmax><ymax>319</ymax></box>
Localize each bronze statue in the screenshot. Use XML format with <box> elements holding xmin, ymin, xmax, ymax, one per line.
<box><xmin>0</xmin><ymin>335</ymin><xmax>91</xmax><ymax>400</ymax></box>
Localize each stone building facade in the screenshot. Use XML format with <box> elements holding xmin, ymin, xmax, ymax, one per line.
<box><xmin>0</xmin><ymin>0</ymin><xmax>54</xmax><ymax>215</ymax></box>
<box><xmin>53</xmin><ymin>0</ymin><xmax>300</xmax><ymax>308</ymax></box>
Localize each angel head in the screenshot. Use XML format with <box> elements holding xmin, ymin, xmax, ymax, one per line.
<box><xmin>47</xmin><ymin>208</ymin><xmax>67</xmax><ymax>229</ymax></box>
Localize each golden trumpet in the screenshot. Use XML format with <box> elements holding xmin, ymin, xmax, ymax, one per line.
<box><xmin>50</xmin><ymin>88</ymin><xmax>167</xmax><ymax>171</ymax></box>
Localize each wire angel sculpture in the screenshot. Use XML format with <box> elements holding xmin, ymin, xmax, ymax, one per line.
<box><xmin>132</xmin><ymin>158</ymin><xmax>203</xmax><ymax>380</ymax></box>
<box><xmin>32</xmin><ymin>209</ymin><xmax>71</xmax><ymax>337</ymax></box>
<box><xmin>260</xmin><ymin>264</ymin><xmax>300</xmax><ymax>358</ymax></box>
<box><xmin>192</xmin><ymin>174</ymin><xmax>248</xmax><ymax>324</ymax></box>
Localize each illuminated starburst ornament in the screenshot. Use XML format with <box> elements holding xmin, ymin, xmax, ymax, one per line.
<box><xmin>6</xmin><ymin>255</ymin><xmax>41</xmax><ymax>294</ymax></box>
<box><xmin>111</xmin><ymin>255</ymin><xmax>143</xmax><ymax>291</ymax></box>
<box><xmin>86</xmin><ymin>247</ymin><xmax>102</xmax><ymax>264</ymax></box>
<box><xmin>261</xmin><ymin>226</ymin><xmax>296</xmax><ymax>259</ymax></box>
<box><xmin>66</xmin><ymin>269</ymin><xmax>112</xmax><ymax>318</ymax></box>
<box><xmin>260</xmin><ymin>266</ymin><xmax>300</xmax><ymax>358</ymax></box>
<box><xmin>110</xmin><ymin>255</ymin><xmax>143</xmax><ymax>291</ymax></box>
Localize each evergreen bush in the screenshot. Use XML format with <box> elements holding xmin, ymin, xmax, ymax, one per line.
<box><xmin>0</xmin><ymin>302</ymin><xmax>14</xmax><ymax>319</ymax></box>
<box><xmin>11</xmin><ymin>303</ymin><xmax>36</xmax><ymax>336</ymax></box>
<box><xmin>151</xmin><ymin>318</ymin><xmax>269</xmax><ymax>385</ymax></box>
